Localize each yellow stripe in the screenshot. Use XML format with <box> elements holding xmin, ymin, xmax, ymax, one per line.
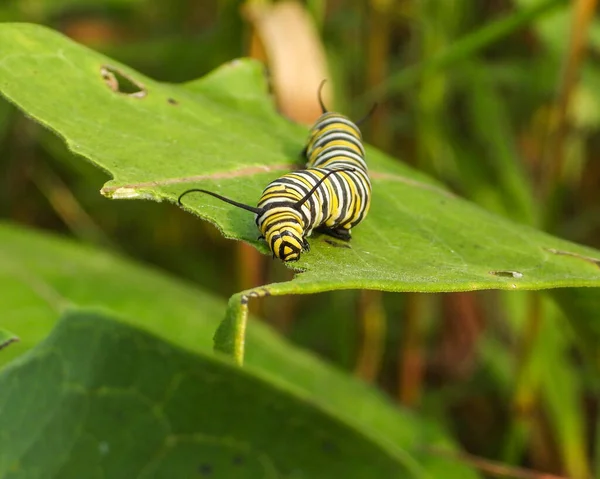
<box><xmin>319</xmin><ymin>122</ymin><xmax>359</xmax><ymax>136</ymax></box>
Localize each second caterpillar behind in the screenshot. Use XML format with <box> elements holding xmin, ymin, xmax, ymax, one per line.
<box><xmin>178</xmin><ymin>81</ymin><xmax>373</xmax><ymax>262</ymax></box>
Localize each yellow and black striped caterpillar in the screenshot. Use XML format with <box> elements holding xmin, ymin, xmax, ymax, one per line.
<box><xmin>178</xmin><ymin>81</ymin><xmax>372</xmax><ymax>262</ymax></box>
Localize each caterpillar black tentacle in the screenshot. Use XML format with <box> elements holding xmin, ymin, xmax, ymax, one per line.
<box><xmin>177</xmin><ymin>188</ymin><xmax>261</xmax><ymax>214</ymax></box>
<box><xmin>317</xmin><ymin>79</ymin><xmax>329</xmax><ymax>114</ymax></box>
<box><xmin>355</xmin><ymin>101</ymin><xmax>378</xmax><ymax>126</ymax></box>
<box><xmin>178</xmin><ymin>82</ymin><xmax>372</xmax><ymax>262</ymax></box>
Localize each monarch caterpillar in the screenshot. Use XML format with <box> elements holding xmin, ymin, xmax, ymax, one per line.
<box><xmin>178</xmin><ymin>81</ymin><xmax>373</xmax><ymax>262</ymax></box>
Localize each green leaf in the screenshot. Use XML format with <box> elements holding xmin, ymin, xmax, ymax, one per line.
<box><xmin>0</xmin><ymin>23</ymin><xmax>598</xmax><ymax>286</ymax></box>
<box><xmin>0</xmin><ymin>309</ymin><xmax>418</xmax><ymax>478</ymax></box>
<box><xmin>1</xmin><ymin>23</ymin><xmax>599</xmax><ymax>362</ymax></box>
<box><xmin>0</xmin><ymin>329</ymin><xmax>18</xmax><ymax>351</ymax></box>
<box><xmin>0</xmin><ymin>222</ymin><xmax>479</xmax><ymax>478</ymax></box>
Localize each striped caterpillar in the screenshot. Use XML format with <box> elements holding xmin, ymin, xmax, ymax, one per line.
<box><xmin>178</xmin><ymin>81</ymin><xmax>372</xmax><ymax>262</ymax></box>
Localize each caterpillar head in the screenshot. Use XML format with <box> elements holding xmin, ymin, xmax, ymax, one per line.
<box><xmin>255</xmin><ymin>206</ymin><xmax>309</xmax><ymax>262</ymax></box>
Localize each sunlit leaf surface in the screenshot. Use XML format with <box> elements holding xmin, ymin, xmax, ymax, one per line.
<box><xmin>0</xmin><ymin>23</ymin><xmax>599</xmax><ymax>296</ymax></box>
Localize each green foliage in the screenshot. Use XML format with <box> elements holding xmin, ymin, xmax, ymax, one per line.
<box><xmin>1</xmin><ymin>22</ymin><xmax>599</xmax><ymax>363</ymax></box>
<box><xmin>363</xmin><ymin>0</ymin><xmax>565</xmax><ymax>102</ymax></box>
<box><xmin>0</xmin><ymin>223</ymin><xmax>478</xmax><ymax>478</ymax></box>
<box><xmin>0</xmin><ymin>23</ymin><xmax>598</xmax><ymax>293</ymax></box>
<box><xmin>1</xmin><ymin>3</ymin><xmax>600</xmax><ymax>477</ymax></box>
<box><xmin>0</xmin><ymin>310</ymin><xmax>415</xmax><ymax>478</ymax></box>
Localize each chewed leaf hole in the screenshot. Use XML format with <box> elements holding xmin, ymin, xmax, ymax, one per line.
<box><xmin>490</xmin><ymin>270</ymin><xmax>523</xmax><ymax>279</ymax></box>
<box><xmin>100</xmin><ymin>65</ymin><xmax>146</xmax><ymax>98</ymax></box>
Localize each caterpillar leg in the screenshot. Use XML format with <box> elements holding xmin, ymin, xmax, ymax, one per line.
<box><xmin>302</xmin><ymin>238</ymin><xmax>311</xmax><ymax>252</ymax></box>
<box><xmin>324</xmin><ymin>239</ymin><xmax>351</xmax><ymax>249</ymax></box>
<box><xmin>316</xmin><ymin>226</ymin><xmax>352</xmax><ymax>241</ymax></box>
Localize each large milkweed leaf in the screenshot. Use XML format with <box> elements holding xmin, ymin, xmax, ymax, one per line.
<box><xmin>0</xmin><ymin>223</ymin><xmax>479</xmax><ymax>478</ymax></box>
<box><xmin>0</xmin><ymin>309</ymin><xmax>436</xmax><ymax>479</ymax></box>
<box><xmin>0</xmin><ymin>23</ymin><xmax>599</xmax><ymax>363</ymax></box>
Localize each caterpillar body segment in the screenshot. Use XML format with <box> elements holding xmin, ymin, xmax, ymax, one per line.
<box><xmin>177</xmin><ymin>81</ymin><xmax>373</xmax><ymax>262</ymax></box>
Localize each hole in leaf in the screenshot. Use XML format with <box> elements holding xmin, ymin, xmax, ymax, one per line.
<box><xmin>490</xmin><ymin>270</ymin><xmax>523</xmax><ymax>279</ymax></box>
<box><xmin>100</xmin><ymin>65</ymin><xmax>146</xmax><ymax>98</ymax></box>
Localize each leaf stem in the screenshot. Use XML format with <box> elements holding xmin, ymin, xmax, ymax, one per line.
<box><xmin>398</xmin><ymin>293</ymin><xmax>424</xmax><ymax>406</ymax></box>
<box><xmin>354</xmin><ymin>290</ymin><xmax>386</xmax><ymax>382</ymax></box>
<box><xmin>424</xmin><ymin>446</ymin><xmax>571</xmax><ymax>479</ymax></box>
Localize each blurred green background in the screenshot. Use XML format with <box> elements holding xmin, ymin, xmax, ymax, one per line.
<box><xmin>1</xmin><ymin>0</ymin><xmax>599</xmax><ymax>477</ymax></box>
